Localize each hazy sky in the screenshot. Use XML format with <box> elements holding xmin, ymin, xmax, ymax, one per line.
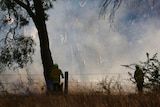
<box><xmin>4</xmin><ymin>0</ymin><xmax>160</xmax><ymax>84</ymax></box>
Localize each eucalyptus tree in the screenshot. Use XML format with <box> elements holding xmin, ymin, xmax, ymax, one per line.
<box><xmin>0</xmin><ymin>0</ymin><xmax>56</xmax><ymax>91</ymax></box>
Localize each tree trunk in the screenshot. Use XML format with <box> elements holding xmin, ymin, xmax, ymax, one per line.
<box><xmin>13</xmin><ymin>0</ymin><xmax>55</xmax><ymax>91</ymax></box>
<box><xmin>32</xmin><ymin>0</ymin><xmax>54</xmax><ymax>91</ymax></box>
<box><xmin>37</xmin><ymin>25</ymin><xmax>54</xmax><ymax>91</ymax></box>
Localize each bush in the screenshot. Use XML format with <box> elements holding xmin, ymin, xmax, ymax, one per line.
<box><xmin>122</xmin><ymin>53</ymin><xmax>160</xmax><ymax>92</ymax></box>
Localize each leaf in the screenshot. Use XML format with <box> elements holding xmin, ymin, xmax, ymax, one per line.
<box><xmin>20</xmin><ymin>15</ymin><xmax>29</xmax><ymax>27</ymax></box>
<box><xmin>146</xmin><ymin>52</ymin><xmax>150</xmax><ymax>63</ymax></box>
<box><xmin>152</xmin><ymin>53</ymin><xmax>158</xmax><ymax>59</ymax></box>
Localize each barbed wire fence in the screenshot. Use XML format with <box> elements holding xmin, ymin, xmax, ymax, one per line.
<box><xmin>0</xmin><ymin>72</ymin><xmax>135</xmax><ymax>94</ymax></box>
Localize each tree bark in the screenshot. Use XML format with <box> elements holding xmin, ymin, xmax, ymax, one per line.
<box><xmin>33</xmin><ymin>0</ymin><xmax>54</xmax><ymax>90</ymax></box>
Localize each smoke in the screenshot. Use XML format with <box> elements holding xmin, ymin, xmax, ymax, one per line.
<box><xmin>35</xmin><ymin>0</ymin><xmax>160</xmax><ymax>82</ymax></box>
<box><xmin>2</xmin><ymin>0</ymin><xmax>160</xmax><ymax>85</ymax></box>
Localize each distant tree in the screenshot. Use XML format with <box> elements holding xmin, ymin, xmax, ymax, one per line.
<box><xmin>100</xmin><ymin>0</ymin><xmax>122</xmax><ymax>23</ymax></box>
<box><xmin>100</xmin><ymin>0</ymin><xmax>159</xmax><ymax>23</ymax></box>
<box><xmin>0</xmin><ymin>0</ymin><xmax>56</xmax><ymax>91</ymax></box>
<box><xmin>122</xmin><ymin>53</ymin><xmax>160</xmax><ymax>92</ymax></box>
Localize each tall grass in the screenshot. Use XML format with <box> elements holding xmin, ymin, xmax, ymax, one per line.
<box><xmin>0</xmin><ymin>92</ymin><xmax>160</xmax><ymax>107</ymax></box>
<box><xmin>0</xmin><ymin>74</ymin><xmax>160</xmax><ymax>107</ymax></box>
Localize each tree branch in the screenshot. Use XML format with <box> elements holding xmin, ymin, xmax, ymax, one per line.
<box><xmin>14</xmin><ymin>0</ymin><xmax>36</xmax><ymax>21</ymax></box>
<box><xmin>25</xmin><ymin>0</ymin><xmax>30</xmax><ymax>7</ymax></box>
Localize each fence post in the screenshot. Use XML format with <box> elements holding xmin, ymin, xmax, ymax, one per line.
<box><xmin>64</xmin><ymin>71</ymin><xmax>68</xmax><ymax>94</ymax></box>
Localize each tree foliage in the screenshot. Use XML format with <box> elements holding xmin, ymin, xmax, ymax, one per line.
<box><xmin>100</xmin><ymin>0</ymin><xmax>122</xmax><ymax>22</ymax></box>
<box><xmin>100</xmin><ymin>0</ymin><xmax>159</xmax><ymax>23</ymax></box>
<box><xmin>0</xmin><ymin>0</ymin><xmax>57</xmax><ymax>71</ymax></box>
<box><xmin>122</xmin><ymin>53</ymin><xmax>160</xmax><ymax>92</ymax></box>
<box><xmin>0</xmin><ymin>0</ymin><xmax>55</xmax><ymax>37</ymax></box>
<box><xmin>0</xmin><ymin>35</ymin><xmax>35</xmax><ymax>71</ymax></box>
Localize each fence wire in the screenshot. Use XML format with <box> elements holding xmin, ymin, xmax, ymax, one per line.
<box><xmin>0</xmin><ymin>72</ymin><xmax>134</xmax><ymax>94</ymax></box>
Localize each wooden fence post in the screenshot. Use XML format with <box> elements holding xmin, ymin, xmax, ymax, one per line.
<box><xmin>64</xmin><ymin>71</ymin><xmax>68</xmax><ymax>94</ymax></box>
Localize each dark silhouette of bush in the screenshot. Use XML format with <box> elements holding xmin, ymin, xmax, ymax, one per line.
<box><xmin>122</xmin><ymin>53</ymin><xmax>160</xmax><ymax>92</ymax></box>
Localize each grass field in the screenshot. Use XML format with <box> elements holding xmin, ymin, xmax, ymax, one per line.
<box><xmin>0</xmin><ymin>75</ymin><xmax>159</xmax><ymax>107</ymax></box>
<box><xmin>0</xmin><ymin>91</ymin><xmax>160</xmax><ymax>107</ymax></box>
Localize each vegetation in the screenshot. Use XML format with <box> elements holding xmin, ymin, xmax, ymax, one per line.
<box><xmin>0</xmin><ymin>60</ymin><xmax>160</xmax><ymax>107</ymax></box>
<box><xmin>0</xmin><ymin>0</ymin><xmax>57</xmax><ymax>90</ymax></box>
<box><xmin>100</xmin><ymin>0</ymin><xmax>159</xmax><ymax>20</ymax></box>
<box><xmin>0</xmin><ymin>0</ymin><xmax>158</xmax><ymax>93</ymax></box>
<box><xmin>0</xmin><ymin>91</ymin><xmax>160</xmax><ymax>107</ymax></box>
<box><xmin>0</xmin><ymin>2</ymin><xmax>160</xmax><ymax>106</ymax></box>
<box><xmin>122</xmin><ymin>53</ymin><xmax>160</xmax><ymax>92</ymax></box>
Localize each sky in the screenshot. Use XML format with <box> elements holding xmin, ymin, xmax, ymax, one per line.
<box><xmin>1</xmin><ymin>0</ymin><xmax>160</xmax><ymax>89</ymax></box>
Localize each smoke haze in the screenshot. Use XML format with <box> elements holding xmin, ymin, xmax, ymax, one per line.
<box><xmin>2</xmin><ymin>0</ymin><xmax>160</xmax><ymax>85</ymax></box>
<box><xmin>43</xmin><ymin>0</ymin><xmax>160</xmax><ymax>82</ymax></box>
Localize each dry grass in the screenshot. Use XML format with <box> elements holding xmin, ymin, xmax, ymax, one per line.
<box><xmin>0</xmin><ymin>92</ymin><xmax>160</xmax><ymax>107</ymax></box>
